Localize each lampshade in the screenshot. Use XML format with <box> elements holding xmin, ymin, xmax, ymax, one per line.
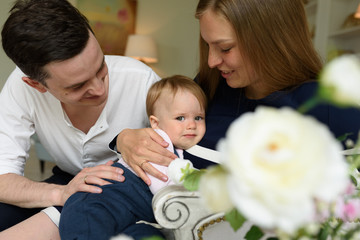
<box><xmin>125</xmin><ymin>34</ymin><xmax>158</xmax><ymax>63</ymax></box>
<box><xmin>355</xmin><ymin>3</ymin><xmax>360</xmax><ymax>19</ymax></box>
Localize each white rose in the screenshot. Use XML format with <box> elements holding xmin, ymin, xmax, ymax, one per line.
<box><xmin>110</xmin><ymin>234</ymin><xmax>134</xmax><ymax>240</ymax></box>
<box><xmin>168</xmin><ymin>158</ymin><xmax>194</xmax><ymax>184</ymax></box>
<box><xmin>199</xmin><ymin>165</ymin><xmax>234</xmax><ymax>213</ymax></box>
<box><xmin>320</xmin><ymin>54</ymin><xmax>360</xmax><ymax>107</ymax></box>
<box><xmin>217</xmin><ymin>107</ymin><xmax>349</xmax><ymax>233</ymax></box>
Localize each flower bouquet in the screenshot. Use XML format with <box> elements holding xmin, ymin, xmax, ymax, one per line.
<box><xmin>179</xmin><ymin>55</ymin><xmax>360</xmax><ymax>240</ymax></box>
<box><xmin>114</xmin><ymin>55</ymin><xmax>360</xmax><ymax>240</ymax></box>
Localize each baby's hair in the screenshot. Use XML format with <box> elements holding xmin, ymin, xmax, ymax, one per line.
<box><xmin>146</xmin><ymin>75</ymin><xmax>207</xmax><ymax>117</ymax></box>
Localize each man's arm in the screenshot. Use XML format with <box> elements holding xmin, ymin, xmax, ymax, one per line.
<box><xmin>0</xmin><ymin>161</ymin><xmax>125</xmax><ymax>208</ymax></box>
<box><xmin>0</xmin><ymin>173</ymin><xmax>64</xmax><ymax>208</ymax></box>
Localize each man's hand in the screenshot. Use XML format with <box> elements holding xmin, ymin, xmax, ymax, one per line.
<box><xmin>57</xmin><ymin>160</ymin><xmax>124</xmax><ymax>206</ymax></box>
<box><xmin>0</xmin><ymin>163</ymin><xmax>123</xmax><ymax>209</ymax></box>
<box><xmin>116</xmin><ymin>128</ymin><xmax>177</xmax><ymax>185</ymax></box>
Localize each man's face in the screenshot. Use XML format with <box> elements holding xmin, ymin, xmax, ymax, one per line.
<box><xmin>42</xmin><ymin>33</ymin><xmax>109</xmax><ymax>108</ymax></box>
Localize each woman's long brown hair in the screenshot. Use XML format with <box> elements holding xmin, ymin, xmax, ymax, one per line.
<box><xmin>195</xmin><ymin>0</ymin><xmax>323</xmax><ymax>100</ymax></box>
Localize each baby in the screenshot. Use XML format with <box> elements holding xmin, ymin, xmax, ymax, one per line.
<box><xmin>60</xmin><ymin>75</ymin><xmax>207</xmax><ymax>240</ymax></box>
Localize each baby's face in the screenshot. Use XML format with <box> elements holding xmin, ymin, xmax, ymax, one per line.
<box><xmin>153</xmin><ymin>89</ymin><xmax>206</xmax><ymax>150</ymax></box>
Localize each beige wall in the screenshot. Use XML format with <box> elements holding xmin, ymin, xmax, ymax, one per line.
<box><xmin>0</xmin><ymin>0</ymin><xmax>16</xmax><ymax>89</ymax></box>
<box><xmin>0</xmin><ymin>0</ymin><xmax>200</xmax><ymax>89</ymax></box>
<box><xmin>136</xmin><ymin>0</ymin><xmax>199</xmax><ymax>79</ymax></box>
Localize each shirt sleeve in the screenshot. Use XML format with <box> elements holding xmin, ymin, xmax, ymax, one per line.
<box><xmin>0</xmin><ymin>68</ymin><xmax>35</xmax><ymax>175</ymax></box>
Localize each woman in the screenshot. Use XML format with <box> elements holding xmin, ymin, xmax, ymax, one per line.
<box><xmin>117</xmin><ymin>0</ymin><xmax>360</xmax><ymax>184</ymax></box>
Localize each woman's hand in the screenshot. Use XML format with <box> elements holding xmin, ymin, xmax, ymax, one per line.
<box><xmin>116</xmin><ymin>128</ymin><xmax>177</xmax><ymax>185</ymax></box>
<box><xmin>57</xmin><ymin>160</ymin><xmax>124</xmax><ymax>206</ymax></box>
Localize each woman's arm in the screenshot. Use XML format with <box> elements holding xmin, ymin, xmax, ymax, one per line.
<box><xmin>116</xmin><ymin>128</ymin><xmax>177</xmax><ymax>185</ymax></box>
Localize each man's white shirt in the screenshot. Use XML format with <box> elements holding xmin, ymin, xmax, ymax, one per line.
<box><xmin>0</xmin><ymin>55</ymin><xmax>160</xmax><ymax>176</ymax></box>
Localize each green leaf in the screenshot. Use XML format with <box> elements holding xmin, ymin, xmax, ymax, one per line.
<box><xmin>141</xmin><ymin>236</ymin><xmax>165</xmax><ymax>240</ymax></box>
<box><xmin>225</xmin><ymin>208</ymin><xmax>247</xmax><ymax>231</ymax></box>
<box><xmin>332</xmin><ymin>220</ymin><xmax>344</xmax><ymax>236</ymax></box>
<box><xmin>179</xmin><ymin>163</ymin><xmax>196</xmax><ymax>182</ymax></box>
<box><xmin>337</xmin><ymin>132</ymin><xmax>353</xmax><ymax>142</ymax></box>
<box><xmin>350</xmin><ymin>175</ymin><xmax>358</xmax><ymax>188</ymax></box>
<box><xmin>183</xmin><ymin>169</ymin><xmax>206</xmax><ymax>191</ymax></box>
<box><xmin>351</xmin><ymin>154</ymin><xmax>360</xmax><ymax>170</ymax></box>
<box><xmin>244</xmin><ymin>226</ymin><xmax>264</xmax><ymax>240</ymax></box>
<box><xmin>344</xmin><ymin>226</ymin><xmax>360</xmax><ymax>239</ymax></box>
<box><xmin>318</xmin><ymin>222</ymin><xmax>330</xmax><ymax>240</ymax></box>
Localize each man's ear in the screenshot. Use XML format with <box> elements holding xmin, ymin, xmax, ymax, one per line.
<box><xmin>149</xmin><ymin>115</ymin><xmax>160</xmax><ymax>129</ymax></box>
<box><xmin>22</xmin><ymin>77</ymin><xmax>47</xmax><ymax>93</ymax></box>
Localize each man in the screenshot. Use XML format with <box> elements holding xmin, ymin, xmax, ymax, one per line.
<box><xmin>0</xmin><ymin>0</ymin><xmax>174</xmax><ymax>239</ymax></box>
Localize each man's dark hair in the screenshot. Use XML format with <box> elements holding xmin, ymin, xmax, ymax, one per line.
<box><xmin>1</xmin><ymin>0</ymin><xmax>94</xmax><ymax>85</ymax></box>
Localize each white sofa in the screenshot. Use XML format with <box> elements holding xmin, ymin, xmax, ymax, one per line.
<box><xmin>152</xmin><ymin>184</ymin><xmax>278</xmax><ymax>240</ymax></box>
<box><xmin>152</xmin><ymin>184</ymin><xmax>249</xmax><ymax>240</ymax></box>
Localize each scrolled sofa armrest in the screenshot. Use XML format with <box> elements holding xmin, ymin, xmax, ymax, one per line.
<box><xmin>152</xmin><ymin>185</ymin><xmax>211</xmax><ymax>229</ymax></box>
<box><xmin>152</xmin><ymin>185</ymin><xmax>276</xmax><ymax>240</ymax></box>
<box><xmin>153</xmin><ymin>185</ymin><xmax>221</xmax><ymax>239</ymax></box>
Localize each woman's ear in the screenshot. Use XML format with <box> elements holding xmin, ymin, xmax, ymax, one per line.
<box><xmin>149</xmin><ymin>115</ymin><xmax>160</xmax><ymax>129</ymax></box>
<box><xmin>22</xmin><ymin>77</ymin><xmax>47</xmax><ymax>93</ymax></box>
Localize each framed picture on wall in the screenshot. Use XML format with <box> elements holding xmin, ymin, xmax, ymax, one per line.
<box><xmin>75</xmin><ymin>0</ymin><xmax>137</xmax><ymax>55</ymax></box>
